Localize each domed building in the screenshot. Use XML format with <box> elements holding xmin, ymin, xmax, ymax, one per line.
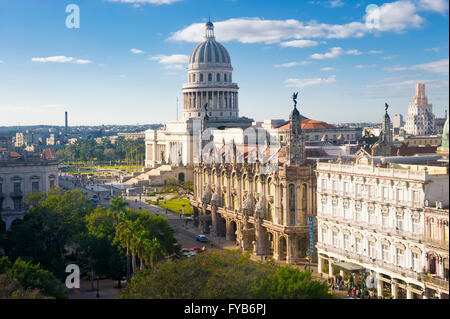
<box><xmin>182</xmin><ymin>21</ymin><xmax>239</xmax><ymax>121</ymax></box>
<box><xmin>144</xmin><ymin>20</ymin><xmax>253</xmax><ymax>169</ymax></box>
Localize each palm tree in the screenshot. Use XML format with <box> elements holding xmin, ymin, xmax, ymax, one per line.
<box><xmin>115</xmin><ymin>219</ymin><xmax>133</xmax><ymax>282</ymax></box>
<box><xmin>132</xmin><ymin>229</ymin><xmax>149</xmax><ymax>272</ymax></box>
<box><xmin>143</xmin><ymin>238</ymin><xmax>163</xmax><ymax>268</ymax></box>
<box><xmin>110</xmin><ymin>196</ymin><xmax>129</xmax><ymax>222</ymax></box>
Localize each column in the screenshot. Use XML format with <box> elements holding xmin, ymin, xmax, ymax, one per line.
<box><xmin>286</xmin><ymin>236</ymin><xmax>293</xmax><ymax>264</ymax></box>
<box><xmin>225</xmin><ymin>219</ymin><xmax>231</xmax><ymax>241</ymax></box>
<box><xmin>329</xmin><ymin>260</ymin><xmax>334</xmax><ymax>278</ymax></box>
<box><xmin>377</xmin><ymin>274</ymin><xmax>383</xmax><ymax>297</ymax></box>
<box><xmin>423</xmin><ymin>288</ymin><xmax>429</xmax><ymax>299</ymax></box>
<box><xmin>391</xmin><ymin>281</ymin><xmax>398</xmax><ymax>299</ymax></box>
<box><xmin>406</xmin><ymin>285</ymin><xmax>413</xmax><ymax>299</ymax></box>
<box><xmin>318</xmin><ymin>255</ymin><xmax>323</xmax><ymax>274</ymax></box>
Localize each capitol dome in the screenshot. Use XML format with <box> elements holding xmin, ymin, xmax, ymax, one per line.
<box><xmin>182</xmin><ymin>20</ymin><xmax>240</xmax><ymax>122</ymax></box>
<box><xmin>189</xmin><ymin>27</ymin><xmax>231</xmax><ymax>66</ymax></box>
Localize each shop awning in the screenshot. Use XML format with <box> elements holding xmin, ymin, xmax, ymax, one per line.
<box><xmin>333</xmin><ymin>261</ymin><xmax>365</xmax><ymax>272</ymax></box>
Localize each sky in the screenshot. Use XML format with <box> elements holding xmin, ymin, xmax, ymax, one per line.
<box><xmin>0</xmin><ymin>0</ymin><xmax>448</xmax><ymax>126</ymax></box>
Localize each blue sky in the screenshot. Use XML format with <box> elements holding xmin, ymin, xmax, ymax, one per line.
<box><xmin>0</xmin><ymin>0</ymin><xmax>448</xmax><ymax>126</ymax></box>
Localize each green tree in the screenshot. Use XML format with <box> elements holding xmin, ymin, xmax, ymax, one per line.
<box><xmin>0</xmin><ymin>256</ymin><xmax>66</xmax><ymax>299</ymax></box>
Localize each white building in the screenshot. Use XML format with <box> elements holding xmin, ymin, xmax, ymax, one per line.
<box><xmin>405</xmin><ymin>83</ymin><xmax>435</xmax><ymax>136</ymax></box>
<box><xmin>0</xmin><ymin>152</ymin><xmax>59</xmax><ymax>232</ymax></box>
<box><xmin>145</xmin><ymin>21</ymin><xmax>253</xmax><ymax>168</ymax></box>
<box><xmin>315</xmin><ymin>156</ymin><xmax>449</xmax><ymax>299</ymax></box>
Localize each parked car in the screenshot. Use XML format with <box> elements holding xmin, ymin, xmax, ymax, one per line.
<box><xmin>104</xmin><ymin>195</ymin><xmax>111</xmax><ymax>200</ymax></box>
<box><xmin>191</xmin><ymin>247</ymin><xmax>206</xmax><ymax>253</ymax></box>
<box><xmin>92</xmin><ymin>194</ymin><xmax>98</xmax><ymax>199</ymax></box>
<box><xmin>195</xmin><ymin>235</ymin><xmax>209</xmax><ymax>242</ymax></box>
<box><xmin>186</xmin><ymin>216</ymin><xmax>194</xmax><ymax>221</ymax></box>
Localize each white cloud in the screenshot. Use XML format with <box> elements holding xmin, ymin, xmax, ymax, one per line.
<box><xmin>368</xmin><ymin>50</ymin><xmax>383</xmax><ymax>54</ymax></box>
<box><xmin>274</xmin><ymin>61</ymin><xmax>311</xmax><ymax>68</ymax></box>
<box><xmin>169</xmin><ymin>18</ymin><xmax>369</xmax><ymax>44</ymax></box>
<box><xmin>384</xmin><ymin>58</ymin><xmax>449</xmax><ymax>75</ymax></box>
<box><xmin>130</xmin><ymin>48</ymin><xmax>145</xmax><ymax>54</ymax></box>
<box><xmin>170</xmin><ymin>1</ymin><xmax>439</xmax><ymax>45</ymax></box>
<box><xmin>424</xmin><ymin>47</ymin><xmax>440</xmax><ymax>52</ymax></box>
<box><xmin>280</xmin><ymin>40</ymin><xmax>321</xmax><ymax>48</ymax></box>
<box><xmin>381</xmin><ymin>55</ymin><xmax>398</xmax><ymax>60</ymax></box>
<box><xmin>150</xmin><ymin>54</ymin><xmax>189</xmax><ymax>64</ymax></box>
<box><xmin>364</xmin><ymin>1</ymin><xmax>424</xmax><ymax>32</ymax></box>
<box><xmin>320</xmin><ymin>67</ymin><xmax>336</xmax><ymax>71</ymax></box>
<box><xmin>417</xmin><ymin>0</ymin><xmax>449</xmax><ymax>14</ymax></box>
<box><xmin>0</xmin><ymin>60</ymin><xmax>3</xmax><ymax>64</ymax></box>
<box><xmin>107</xmin><ymin>0</ymin><xmax>182</xmax><ymax>5</ymax></box>
<box><xmin>310</xmin><ymin>47</ymin><xmax>361</xmax><ymax>59</ymax></box>
<box><xmin>285</xmin><ymin>75</ymin><xmax>337</xmax><ymax>88</ymax></box>
<box><xmin>329</xmin><ymin>0</ymin><xmax>345</xmax><ymax>8</ymax></box>
<box><xmin>150</xmin><ymin>54</ymin><xmax>189</xmax><ymax>70</ymax></box>
<box><xmin>31</xmin><ymin>56</ymin><xmax>92</xmax><ymax>64</ymax></box>
<box><xmin>355</xmin><ymin>64</ymin><xmax>377</xmax><ymax>69</ymax></box>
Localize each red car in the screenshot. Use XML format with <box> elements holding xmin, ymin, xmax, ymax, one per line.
<box><xmin>190</xmin><ymin>247</ymin><xmax>206</xmax><ymax>253</ymax></box>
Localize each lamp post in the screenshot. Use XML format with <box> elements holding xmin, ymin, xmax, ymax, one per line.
<box><xmin>96</xmin><ymin>276</ymin><xmax>100</xmax><ymax>298</ymax></box>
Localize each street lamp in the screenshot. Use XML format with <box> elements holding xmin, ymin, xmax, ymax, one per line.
<box><xmin>96</xmin><ymin>276</ymin><xmax>100</xmax><ymax>298</ymax></box>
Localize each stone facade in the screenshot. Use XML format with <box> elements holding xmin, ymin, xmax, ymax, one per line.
<box><xmin>422</xmin><ymin>205</ymin><xmax>449</xmax><ymax>298</ymax></box>
<box><xmin>191</xmin><ymin>104</ymin><xmax>318</xmax><ymax>264</ymax></box>
<box><xmin>0</xmin><ymin>155</ymin><xmax>59</xmax><ymax>231</ymax></box>
<box><xmin>315</xmin><ymin>157</ymin><xmax>449</xmax><ymax>299</ymax></box>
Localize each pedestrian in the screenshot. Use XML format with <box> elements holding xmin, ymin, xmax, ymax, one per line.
<box><xmin>348</xmin><ymin>287</ymin><xmax>351</xmax><ymax>296</ymax></box>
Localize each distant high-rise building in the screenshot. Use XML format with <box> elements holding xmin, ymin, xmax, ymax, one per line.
<box><xmin>405</xmin><ymin>83</ymin><xmax>435</xmax><ymax>136</ymax></box>
<box><xmin>65</xmin><ymin>111</ymin><xmax>68</xmax><ymax>137</ymax></box>
<box><xmin>393</xmin><ymin>114</ymin><xmax>403</xmax><ymax>129</ymax></box>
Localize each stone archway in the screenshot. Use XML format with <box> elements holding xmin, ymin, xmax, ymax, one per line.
<box><xmin>429</xmin><ymin>254</ymin><xmax>437</xmax><ymax>274</ymax></box>
<box><xmin>0</xmin><ymin>219</ymin><xmax>6</xmax><ymax>234</ymax></box>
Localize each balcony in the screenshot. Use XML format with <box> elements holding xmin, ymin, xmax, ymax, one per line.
<box><xmin>10</xmin><ymin>190</ymin><xmax>23</xmax><ymax>198</ymax></box>
<box><xmin>421</xmin><ymin>274</ymin><xmax>449</xmax><ymax>290</ymax></box>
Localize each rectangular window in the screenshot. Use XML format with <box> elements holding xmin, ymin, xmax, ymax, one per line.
<box><xmin>13</xmin><ymin>198</ymin><xmax>22</xmax><ymax>210</ymax></box>
<box><xmin>396</xmin><ymin>215</ymin><xmax>403</xmax><ymax>231</ymax></box>
<box><xmin>356</xmin><ymin>238</ymin><xmax>362</xmax><ymax>254</ymax></box>
<box><xmin>355</xmin><ymin>209</ymin><xmax>361</xmax><ymax>222</ymax></box>
<box><xmin>413</xmin><ymin>191</ymin><xmax>420</xmax><ymax>204</ymax></box>
<box><xmin>343</xmin><ymin>182</ymin><xmax>348</xmax><ymax>194</ymax></box>
<box><xmin>333</xmin><ymin>181</ymin><xmax>338</xmax><ymax>193</ymax></box>
<box><xmin>382</xmin><ymin>213</ymin><xmax>389</xmax><ymax>228</ymax></box>
<box><xmin>49</xmin><ymin>179</ymin><xmax>55</xmax><ymax>188</ymax></box>
<box><xmin>383</xmin><ymin>187</ymin><xmax>389</xmax><ymax>200</ymax></box>
<box><xmin>321</xmin><ymin>179</ymin><xmax>327</xmax><ymax>191</ymax></box>
<box><xmin>412</xmin><ymin>218</ymin><xmax>420</xmax><ymax>233</ymax></box>
<box><xmin>332</xmin><ymin>232</ymin><xmax>338</xmax><ymax>248</ymax></box>
<box><xmin>344</xmin><ymin>207</ymin><xmax>351</xmax><ymax>220</ymax></box>
<box><xmin>32</xmin><ymin>181</ymin><xmax>39</xmax><ymax>192</ymax></box>
<box><xmin>344</xmin><ymin>234</ymin><xmax>350</xmax><ymax>251</ymax></box>
<box><xmin>369</xmin><ymin>242</ymin><xmax>376</xmax><ymax>258</ymax></box>
<box><xmin>412</xmin><ymin>252</ymin><xmax>420</xmax><ymax>272</ymax></box>
<box><xmin>382</xmin><ymin>244</ymin><xmax>390</xmax><ymax>263</ymax></box>
<box><xmin>369</xmin><ymin>211</ymin><xmax>376</xmax><ymax>224</ymax></box>
<box><xmin>396</xmin><ymin>248</ymin><xmax>404</xmax><ymax>267</ymax></box>
<box><xmin>13</xmin><ymin>182</ymin><xmax>21</xmax><ymax>193</ymax></box>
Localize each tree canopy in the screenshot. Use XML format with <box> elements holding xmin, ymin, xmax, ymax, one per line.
<box><xmin>120</xmin><ymin>250</ymin><xmax>330</xmax><ymax>299</ymax></box>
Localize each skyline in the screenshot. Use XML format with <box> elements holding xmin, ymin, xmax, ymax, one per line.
<box><xmin>0</xmin><ymin>0</ymin><xmax>449</xmax><ymax>126</ymax></box>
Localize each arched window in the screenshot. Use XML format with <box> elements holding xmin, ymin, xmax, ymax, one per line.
<box><xmin>224</xmin><ymin>74</ymin><xmax>227</xmax><ymax>82</ymax></box>
<box><xmin>200</xmin><ymin>73</ymin><xmax>203</xmax><ymax>82</ymax></box>
<box><xmin>429</xmin><ymin>218</ymin><xmax>436</xmax><ymax>241</ymax></box>
<box><xmin>208</xmin><ymin>73</ymin><xmax>212</xmax><ymax>82</ymax></box>
<box><xmin>289</xmin><ymin>184</ymin><xmax>295</xmax><ymax>225</ymax></box>
<box><xmin>444</xmin><ymin>220</ymin><xmax>449</xmax><ymax>244</ymax></box>
<box><xmin>216</xmin><ymin>73</ymin><xmax>220</xmax><ymax>82</ymax></box>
